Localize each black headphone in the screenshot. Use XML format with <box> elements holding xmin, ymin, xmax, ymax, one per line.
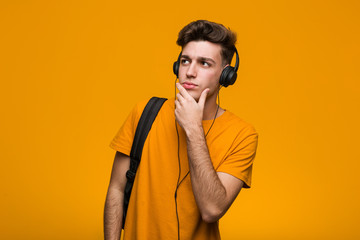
<box><xmin>172</xmin><ymin>47</ymin><xmax>239</xmax><ymax>87</ymax></box>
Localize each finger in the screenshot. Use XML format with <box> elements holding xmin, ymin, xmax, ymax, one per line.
<box><xmin>176</xmin><ymin>93</ymin><xmax>185</xmax><ymax>103</ymax></box>
<box><xmin>174</xmin><ymin>99</ymin><xmax>181</xmax><ymax>109</ymax></box>
<box><xmin>198</xmin><ymin>88</ymin><xmax>209</xmax><ymax>107</ymax></box>
<box><xmin>176</xmin><ymin>83</ymin><xmax>192</xmax><ymax>100</ymax></box>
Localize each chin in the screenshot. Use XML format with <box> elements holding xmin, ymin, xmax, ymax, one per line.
<box><xmin>186</xmin><ymin>91</ymin><xmax>201</xmax><ymax>102</ymax></box>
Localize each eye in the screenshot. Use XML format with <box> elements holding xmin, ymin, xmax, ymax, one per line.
<box><xmin>201</xmin><ymin>61</ymin><xmax>210</xmax><ymax>67</ymax></box>
<box><xmin>180</xmin><ymin>59</ymin><xmax>190</xmax><ymax>65</ymax></box>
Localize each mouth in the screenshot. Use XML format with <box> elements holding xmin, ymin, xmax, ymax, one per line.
<box><xmin>182</xmin><ymin>81</ymin><xmax>198</xmax><ymax>90</ymax></box>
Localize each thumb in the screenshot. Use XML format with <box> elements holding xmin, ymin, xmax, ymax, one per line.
<box><xmin>198</xmin><ymin>88</ymin><xmax>209</xmax><ymax>107</ymax></box>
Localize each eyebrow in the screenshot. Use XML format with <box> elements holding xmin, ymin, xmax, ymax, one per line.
<box><xmin>181</xmin><ymin>55</ymin><xmax>216</xmax><ymax>65</ymax></box>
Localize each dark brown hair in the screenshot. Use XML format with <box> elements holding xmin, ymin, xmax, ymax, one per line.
<box><xmin>176</xmin><ymin>20</ymin><xmax>237</xmax><ymax>65</ymax></box>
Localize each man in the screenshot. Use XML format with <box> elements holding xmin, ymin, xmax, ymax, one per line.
<box><xmin>104</xmin><ymin>20</ymin><xmax>258</xmax><ymax>240</ymax></box>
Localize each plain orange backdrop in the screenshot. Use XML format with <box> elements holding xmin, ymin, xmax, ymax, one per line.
<box><xmin>1</xmin><ymin>1</ymin><xmax>359</xmax><ymax>239</ymax></box>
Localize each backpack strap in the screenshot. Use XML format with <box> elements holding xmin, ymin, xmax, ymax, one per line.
<box><xmin>122</xmin><ymin>97</ymin><xmax>167</xmax><ymax>228</ymax></box>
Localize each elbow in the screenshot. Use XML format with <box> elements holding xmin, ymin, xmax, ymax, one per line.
<box><xmin>200</xmin><ymin>207</ymin><xmax>224</xmax><ymax>223</ymax></box>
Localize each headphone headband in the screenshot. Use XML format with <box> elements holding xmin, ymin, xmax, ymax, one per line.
<box><xmin>233</xmin><ymin>48</ymin><xmax>239</xmax><ymax>72</ymax></box>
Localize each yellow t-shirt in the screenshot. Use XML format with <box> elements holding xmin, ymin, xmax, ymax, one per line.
<box><xmin>110</xmin><ymin>98</ymin><xmax>258</xmax><ymax>240</ymax></box>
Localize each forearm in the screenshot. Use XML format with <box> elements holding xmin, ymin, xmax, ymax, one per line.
<box><xmin>185</xmin><ymin>125</ymin><xmax>227</xmax><ymax>223</ymax></box>
<box><xmin>104</xmin><ymin>187</ymin><xmax>124</xmax><ymax>240</ymax></box>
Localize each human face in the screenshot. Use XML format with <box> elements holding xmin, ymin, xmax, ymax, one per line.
<box><xmin>178</xmin><ymin>41</ymin><xmax>224</xmax><ymax>102</ymax></box>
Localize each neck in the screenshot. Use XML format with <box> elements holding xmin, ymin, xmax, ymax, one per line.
<box><xmin>202</xmin><ymin>93</ymin><xmax>224</xmax><ymax>120</ymax></box>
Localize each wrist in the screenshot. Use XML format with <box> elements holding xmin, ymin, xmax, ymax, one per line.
<box><xmin>184</xmin><ymin>123</ymin><xmax>204</xmax><ymax>140</ymax></box>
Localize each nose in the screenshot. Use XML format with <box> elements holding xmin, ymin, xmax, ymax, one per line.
<box><xmin>186</xmin><ymin>62</ymin><xmax>197</xmax><ymax>78</ymax></box>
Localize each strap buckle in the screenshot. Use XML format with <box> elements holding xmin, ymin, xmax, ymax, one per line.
<box><xmin>126</xmin><ymin>170</ymin><xmax>136</xmax><ymax>182</ymax></box>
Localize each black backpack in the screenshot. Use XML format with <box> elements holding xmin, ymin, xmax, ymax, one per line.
<box><xmin>122</xmin><ymin>97</ymin><xmax>167</xmax><ymax>228</ymax></box>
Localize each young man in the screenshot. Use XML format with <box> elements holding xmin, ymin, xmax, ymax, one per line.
<box><xmin>104</xmin><ymin>20</ymin><xmax>258</xmax><ymax>240</ymax></box>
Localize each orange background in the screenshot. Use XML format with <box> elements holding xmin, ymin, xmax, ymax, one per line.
<box><xmin>1</xmin><ymin>1</ymin><xmax>359</xmax><ymax>239</ymax></box>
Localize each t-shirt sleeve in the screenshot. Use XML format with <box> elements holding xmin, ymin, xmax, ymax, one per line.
<box><xmin>216</xmin><ymin>125</ymin><xmax>258</xmax><ymax>188</ymax></box>
<box><xmin>109</xmin><ymin>99</ymin><xmax>149</xmax><ymax>156</ymax></box>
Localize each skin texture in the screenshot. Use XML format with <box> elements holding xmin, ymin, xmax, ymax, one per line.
<box><xmin>175</xmin><ymin>40</ymin><xmax>244</xmax><ymax>222</ymax></box>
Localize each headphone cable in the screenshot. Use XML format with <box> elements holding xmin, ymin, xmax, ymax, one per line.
<box><xmin>174</xmin><ymin>80</ymin><xmax>222</xmax><ymax>240</ymax></box>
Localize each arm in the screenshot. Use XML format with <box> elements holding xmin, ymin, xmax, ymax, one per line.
<box><xmin>104</xmin><ymin>151</ymin><xmax>130</xmax><ymax>240</ymax></box>
<box><xmin>175</xmin><ymin>83</ymin><xmax>244</xmax><ymax>223</ymax></box>
<box><xmin>185</xmin><ymin>127</ymin><xmax>244</xmax><ymax>223</ymax></box>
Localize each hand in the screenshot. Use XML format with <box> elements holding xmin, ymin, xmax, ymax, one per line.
<box><xmin>175</xmin><ymin>83</ymin><xmax>209</xmax><ymax>132</ymax></box>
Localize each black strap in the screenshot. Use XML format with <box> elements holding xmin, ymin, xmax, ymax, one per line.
<box><xmin>122</xmin><ymin>97</ymin><xmax>167</xmax><ymax>228</ymax></box>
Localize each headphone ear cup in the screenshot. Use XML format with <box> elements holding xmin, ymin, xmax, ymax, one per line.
<box><xmin>173</xmin><ymin>51</ymin><xmax>183</xmax><ymax>78</ymax></box>
<box><xmin>220</xmin><ymin>66</ymin><xmax>237</xmax><ymax>87</ymax></box>
<box><xmin>173</xmin><ymin>61</ymin><xmax>179</xmax><ymax>78</ymax></box>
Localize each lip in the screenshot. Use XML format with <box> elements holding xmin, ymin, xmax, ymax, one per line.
<box><xmin>182</xmin><ymin>81</ymin><xmax>198</xmax><ymax>90</ymax></box>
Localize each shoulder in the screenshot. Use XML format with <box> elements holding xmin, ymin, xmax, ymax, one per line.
<box><xmin>218</xmin><ymin>111</ymin><xmax>259</xmax><ymax>151</ymax></box>
<box><xmin>129</xmin><ymin>97</ymin><xmax>154</xmax><ymax>118</ymax></box>
<box><xmin>222</xmin><ymin>110</ymin><xmax>258</xmax><ymax>136</ymax></box>
<box><xmin>132</xmin><ymin>98</ymin><xmax>152</xmax><ymax>114</ymax></box>
<box><xmin>131</xmin><ymin>96</ymin><xmax>171</xmax><ymax>122</ymax></box>
<box><xmin>135</xmin><ymin>97</ymin><xmax>171</xmax><ymax>110</ymax></box>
